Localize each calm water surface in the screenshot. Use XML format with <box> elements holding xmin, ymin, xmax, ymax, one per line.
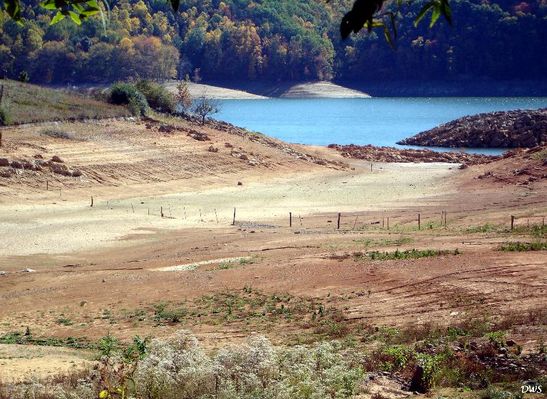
<box><xmin>215</xmin><ymin>97</ymin><xmax>547</xmax><ymax>154</ymax></box>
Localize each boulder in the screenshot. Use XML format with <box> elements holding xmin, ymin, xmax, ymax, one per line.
<box><xmin>51</xmin><ymin>163</ymin><xmax>71</xmax><ymax>176</ymax></box>
<box><xmin>0</xmin><ymin>158</ymin><xmax>9</xmax><ymax>167</ymax></box>
<box><xmin>0</xmin><ymin>168</ymin><xmax>15</xmax><ymax>178</ymax></box>
<box><xmin>187</xmin><ymin>131</ymin><xmax>210</xmax><ymax>141</ymax></box>
<box><xmin>51</xmin><ymin>155</ymin><xmax>64</xmax><ymax>163</ymax></box>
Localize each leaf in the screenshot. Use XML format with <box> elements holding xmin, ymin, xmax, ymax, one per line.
<box><xmin>414</xmin><ymin>2</ymin><xmax>434</xmax><ymax>28</ymax></box>
<box><xmin>50</xmin><ymin>11</ymin><xmax>65</xmax><ymax>24</ymax></box>
<box><xmin>5</xmin><ymin>0</ymin><xmax>22</xmax><ymax>20</ymax></box>
<box><xmin>429</xmin><ymin>6</ymin><xmax>441</xmax><ymax>28</ymax></box>
<box><xmin>68</xmin><ymin>10</ymin><xmax>82</xmax><ymax>24</ymax></box>
<box><xmin>383</xmin><ymin>25</ymin><xmax>394</xmax><ymax>48</ymax></box>
<box><xmin>40</xmin><ymin>0</ymin><xmax>58</xmax><ymax>10</ymax></box>
<box><xmin>441</xmin><ymin>0</ymin><xmax>452</xmax><ymax>25</ymax></box>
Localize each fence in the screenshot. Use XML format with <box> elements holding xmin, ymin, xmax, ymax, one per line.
<box><xmin>38</xmin><ymin>179</ymin><xmax>546</xmax><ymax>233</ymax></box>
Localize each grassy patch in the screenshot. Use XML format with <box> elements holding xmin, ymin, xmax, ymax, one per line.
<box><xmin>352</xmin><ymin>236</ymin><xmax>414</xmax><ymax>247</ymax></box>
<box><xmin>498</xmin><ymin>241</ymin><xmax>547</xmax><ymax>251</ymax></box>
<box><xmin>530</xmin><ymin>148</ymin><xmax>547</xmax><ymax>161</ymax></box>
<box><xmin>355</xmin><ymin>248</ymin><xmax>459</xmax><ymax>261</ymax></box>
<box><xmin>466</xmin><ymin>224</ymin><xmax>500</xmax><ymax>234</ymax></box>
<box><xmin>217</xmin><ymin>256</ymin><xmax>256</xmax><ymax>270</ymax></box>
<box><xmin>0</xmin><ymin>80</ymin><xmax>129</xmax><ymax>124</ymax></box>
<box><xmin>121</xmin><ymin>288</ymin><xmax>348</xmax><ymax>340</ymax></box>
<box><xmin>511</xmin><ymin>224</ymin><xmax>546</xmax><ymax>238</ymax></box>
<box><xmin>56</xmin><ymin>317</ymin><xmax>74</xmax><ymax>326</ymax></box>
<box><xmin>153</xmin><ymin>302</ymin><xmax>188</xmax><ymax>324</ymax></box>
<box><xmin>0</xmin><ymin>331</ymin><xmax>92</xmax><ymax>349</ymax></box>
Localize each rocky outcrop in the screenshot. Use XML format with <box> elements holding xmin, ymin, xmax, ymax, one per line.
<box><xmin>327</xmin><ymin>144</ymin><xmax>497</xmax><ymax>165</ymax></box>
<box><xmin>398</xmin><ymin>109</ymin><xmax>547</xmax><ymax>148</ymax></box>
<box><xmin>0</xmin><ymin>156</ymin><xmax>83</xmax><ymax>178</ymax></box>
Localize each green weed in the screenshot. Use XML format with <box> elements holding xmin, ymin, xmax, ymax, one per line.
<box><xmin>356</xmin><ymin>248</ymin><xmax>459</xmax><ymax>261</ymax></box>
<box><xmin>498</xmin><ymin>241</ymin><xmax>547</xmax><ymax>251</ymax></box>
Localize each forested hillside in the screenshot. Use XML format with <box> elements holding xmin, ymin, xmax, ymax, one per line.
<box><xmin>0</xmin><ymin>0</ymin><xmax>545</xmax><ymax>84</ymax></box>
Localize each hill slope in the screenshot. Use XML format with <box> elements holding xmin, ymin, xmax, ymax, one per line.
<box><xmin>0</xmin><ymin>0</ymin><xmax>545</xmax><ymax>88</ymax></box>
<box><xmin>0</xmin><ymin>80</ymin><xmax>129</xmax><ymax>125</ymax></box>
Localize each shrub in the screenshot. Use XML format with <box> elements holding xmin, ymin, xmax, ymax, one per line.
<box><xmin>98</xmin><ymin>334</ymin><xmax>119</xmax><ymax>357</ymax></box>
<box><xmin>135</xmin><ymin>80</ymin><xmax>177</xmax><ymax>113</ymax></box>
<box><xmin>415</xmin><ymin>353</ymin><xmax>445</xmax><ymax>391</ymax></box>
<box><xmin>498</xmin><ymin>241</ymin><xmax>547</xmax><ymax>251</ymax></box>
<box><xmin>18</xmin><ymin>71</ymin><xmax>30</xmax><ymax>83</ymax></box>
<box><xmin>0</xmin><ymin>106</ymin><xmax>11</xmax><ymax>126</ymax></box>
<box><xmin>192</xmin><ymin>96</ymin><xmax>220</xmax><ymax>124</ymax></box>
<box><xmin>175</xmin><ymin>79</ymin><xmax>193</xmax><ymax>114</ymax></box>
<box><xmin>108</xmin><ymin>82</ymin><xmax>148</xmax><ymax>116</ymax></box>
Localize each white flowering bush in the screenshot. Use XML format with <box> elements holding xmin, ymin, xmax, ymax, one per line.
<box><xmin>134</xmin><ymin>331</ymin><xmax>215</xmax><ymax>399</ymax></box>
<box><xmin>1</xmin><ymin>331</ymin><xmax>364</xmax><ymax>399</ymax></box>
<box><xmin>133</xmin><ymin>331</ymin><xmax>363</xmax><ymax>399</ymax></box>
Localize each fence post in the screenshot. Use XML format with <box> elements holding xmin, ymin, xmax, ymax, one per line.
<box><xmin>387</xmin><ymin>217</ymin><xmax>390</xmax><ymax>230</ymax></box>
<box><xmin>511</xmin><ymin>215</ymin><xmax>515</xmax><ymax>231</ymax></box>
<box><xmin>337</xmin><ymin>213</ymin><xmax>341</xmax><ymax>230</ymax></box>
<box><xmin>418</xmin><ymin>213</ymin><xmax>421</xmax><ymax>230</ymax></box>
<box><xmin>232</xmin><ymin>208</ymin><xmax>236</xmax><ymax>226</ymax></box>
<box><xmin>289</xmin><ymin>212</ymin><xmax>292</xmax><ymax>228</ymax></box>
<box><xmin>90</xmin><ymin>196</ymin><xmax>93</xmax><ymax>207</ymax></box>
<box><xmin>161</xmin><ymin>206</ymin><xmax>164</xmax><ymax>218</ymax></box>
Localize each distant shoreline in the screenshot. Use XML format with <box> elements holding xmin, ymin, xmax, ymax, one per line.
<box><xmin>164</xmin><ymin>80</ymin><xmax>371</xmax><ymax>100</ymax></box>
<box><xmin>172</xmin><ymin>79</ymin><xmax>547</xmax><ymax>98</ymax></box>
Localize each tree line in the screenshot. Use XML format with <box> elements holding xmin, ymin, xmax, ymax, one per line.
<box><xmin>0</xmin><ymin>0</ymin><xmax>545</xmax><ymax>84</ymax></box>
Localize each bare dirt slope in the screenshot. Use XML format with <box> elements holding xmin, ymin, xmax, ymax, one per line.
<box><xmin>279</xmin><ymin>81</ymin><xmax>371</xmax><ymax>99</ymax></box>
<box><xmin>164</xmin><ymin>81</ymin><xmax>268</xmax><ymax>100</ymax></box>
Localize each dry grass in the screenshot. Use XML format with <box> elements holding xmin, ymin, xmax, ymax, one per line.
<box><xmin>0</xmin><ymin>80</ymin><xmax>130</xmax><ymax>124</ymax></box>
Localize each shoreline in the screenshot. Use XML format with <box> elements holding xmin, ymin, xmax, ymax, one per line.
<box><xmin>165</xmin><ymin>80</ymin><xmax>371</xmax><ymax>99</ymax></box>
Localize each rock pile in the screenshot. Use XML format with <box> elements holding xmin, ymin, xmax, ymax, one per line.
<box><xmin>0</xmin><ymin>156</ymin><xmax>82</xmax><ymax>178</ymax></box>
<box><xmin>398</xmin><ymin>108</ymin><xmax>547</xmax><ymax>148</ymax></box>
<box><xmin>327</xmin><ymin>144</ymin><xmax>497</xmax><ymax>165</ymax></box>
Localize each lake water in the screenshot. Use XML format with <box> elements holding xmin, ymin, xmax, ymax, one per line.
<box><xmin>215</xmin><ymin>97</ymin><xmax>547</xmax><ymax>154</ymax></box>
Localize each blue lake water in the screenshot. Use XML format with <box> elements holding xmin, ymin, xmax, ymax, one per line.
<box><xmin>215</xmin><ymin>97</ymin><xmax>547</xmax><ymax>154</ymax></box>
